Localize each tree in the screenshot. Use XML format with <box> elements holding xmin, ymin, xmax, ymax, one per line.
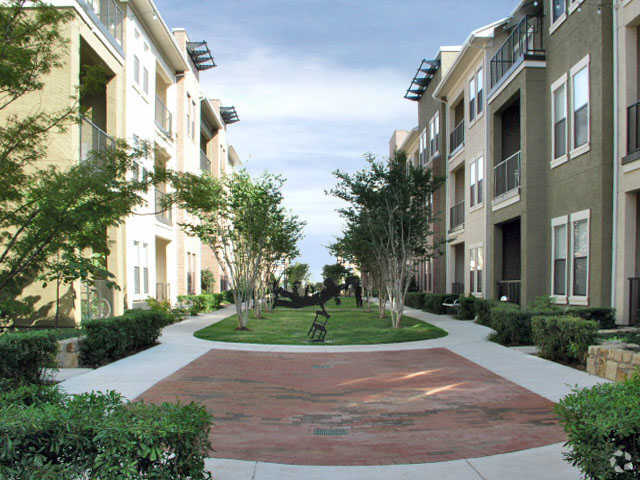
<box><xmin>321</xmin><ymin>263</ymin><xmax>351</xmax><ymax>284</ymax></box>
<box><xmin>171</xmin><ymin>170</ymin><xmax>304</xmax><ymax>329</ymax></box>
<box><xmin>330</xmin><ymin>151</ymin><xmax>442</xmax><ymax>328</ymax></box>
<box><xmin>0</xmin><ymin>1</ymin><xmax>154</xmax><ymax>325</ymax></box>
<box><xmin>285</xmin><ymin>262</ymin><xmax>310</xmax><ymax>286</ymax></box>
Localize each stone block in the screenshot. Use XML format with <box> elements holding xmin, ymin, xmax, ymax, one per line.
<box><xmin>586</xmin><ymin>357</ymin><xmax>596</xmax><ymax>375</ymax></box>
<box><xmin>632</xmin><ymin>353</ymin><xmax>640</xmax><ymax>366</ymax></box>
<box><xmin>605</xmin><ymin>361</ymin><xmax>619</xmax><ymax>381</ymax></box>
<box><xmin>622</xmin><ymin>351</ymin><xmax>633</xmax><ymax>364</ymax></box>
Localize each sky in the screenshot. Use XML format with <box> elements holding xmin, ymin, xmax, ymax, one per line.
<box><xmin>156</xmin><ymin>0</ymin><xmax>518</xmax><ymax>281</ymax></box>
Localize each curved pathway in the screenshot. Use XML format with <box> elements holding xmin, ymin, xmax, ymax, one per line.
<box><xmin>61</xmin><ymin>305</ymin><xmax>607</xmax><ymax>479</ymax></box>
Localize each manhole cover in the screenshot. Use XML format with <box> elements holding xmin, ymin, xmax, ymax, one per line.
<box><xmin>313</xmin><ymin>428</ymin><xmax>349</xmax><ymax>436</ymax></box>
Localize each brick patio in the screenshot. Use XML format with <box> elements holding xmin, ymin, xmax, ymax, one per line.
<box><xmin>137</xmin><ymin>348</ymin><xmax>565</xmax><ymax>466</ymax></box>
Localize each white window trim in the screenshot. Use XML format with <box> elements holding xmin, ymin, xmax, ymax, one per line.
<box><xmin>568</xmin><ymin>209</ymin><xmax>590</xmax><ymax>306</ymax></box>
<box><xmin>429</xmin><ymin>112</ymin><xmax>440</xmax><ymax>157</ymax></box>
<box><xmin>569</xmin><ymin>55</ymin><xmax>591</xmax><ymax>159</ymax></box>
<box><xmin>568</xmin><ymin>0</ymin><xmax>585</xmax><ymax>14</ymax></box>
<box><xmin>469</xmin><ymin>67</ymin><xmax>484</xmax><ymax>128</ymax></box>
<box><xmin>550</xmin><ymin>215</ymin><xmax>568</xmax><ymax>304</ymax></box>
<box><xmin>550</xmin><ymin>0</ymin><xmax>568</xmax><ymax>35</ymax></box>
<box><xmin>469</xmin><ymin>244</ymin><xmax>484</xmax><ymax>295</ymax></box>
<box><xmin>550</xmin><ymin>73</ymin><xmax>568</xmax><ymax>169</ymax></box>
<box><xmin>469</xmin><ymin>75</ymin><xmax>477</xmax><ymax>124</ymax></box>
<box><xmin>468</xmin><ymin>156</ymin><xmax>484</xmax><ymax>210</ymax></box>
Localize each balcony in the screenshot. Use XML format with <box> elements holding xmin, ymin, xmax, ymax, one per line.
<box><xmin>449</xmin><ymin>121</ymin><xmax>464</xmax><ymax>155</ymax></box>
<box><xmin>489</xmin><ymin>16</ymin><xmax>544</xmax><ymax>91</ymax></box>
<box><xmin>630</xmin><ymin>277</ymin><xmax>640</xmax><ymax>325</ymax></box>
<box><xmin>155</xmin><ymin>96</ymin><xmax>173</xmax><ymax>137</ymax></box>
<box><xmin>626</xmin><ymin>101</ymin><xmax>640</xmax><ymax>162</ymax></box>
<box><xmin>79</xmin><ymin>115</ymin><xmax>115</xmax><ymax>162</ymax></box>
<box><xmin>155</xmin><ymin>190</ymin><xmax>172</xmax><ymax>226</ymax></box>
<box><xmin>79</xmin><ymin>0</ymin><xmax>124</xmax><ymax>48</ymax></box>
<box><xmin>200</xmin><ymin>150</ymin><xmax>212</xmax><ymax>173</ymax></box>
<box><xmin>494</xmin><ymin>151</ymin><xmax>521</xmax><ymax>199</ymax></box>
<box><xmin>450</xmin><ymin>200</ymin><xmax>465</xmax><ymax>232</ymax></box>
<box><xmin>498</xmin><ymin>280</ymin><xmax>521</xmax><ymax>305</ymax></box>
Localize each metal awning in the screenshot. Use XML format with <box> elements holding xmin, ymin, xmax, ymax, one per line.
<box><xmin>186</xmin><ymin>41</ymin><xmax>216</xmax><ymax>71</ymax></box>
<box><xmin>404</xmin><ymin>59</ymin><xmax>440</xmax><ymax>101</ymax></box>
<box><xmin>220</xmin><ymin>106</ymin><xmax>239</xmax><ymax>124</ymax></box>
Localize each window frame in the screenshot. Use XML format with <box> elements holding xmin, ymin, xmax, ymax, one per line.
<box><xmin>133</xmin><ymin>55</ymin><xmax>140</xmax><ymax>85</ymax></box>
<box><xmin>550</xmin><ymin>215</ymin><xmax>569</xmax><ymax>304</ymax></box>
<box><xmin>550</xmin><ymin>73</ymin><xmax>568</xmax><ymax>168</ymax></box>
<box><xmin>429</xmin><ymin>111</ymin><xmax>440</xmax><ymax>157</ymax></box>
<box><xmin>568</xmin><ymin>0</ymin><xmax>585</xmax><ymax>14</ymax></box>
<box><xmin>569</xmin><ymin>55</ymin><xmax>590</xmax><ymax>158</ymax></box>
<box><xmin>469</xmin><ymin>246</ymin><xmax>483</xmax><ymax>295</ymax></box>
<box><xmin>476</xmin><ymin>68</ymin><xmax>484</xmax><ymax>116</ymax></box>
<box><xmin>469</xmin><ymin>76</ymin><xmax>476</xmax><ymax>123</ymax></box>
<box><xmin>419</xmin><ymin>127</ymin><xmax>428</xmax><ymax>165</ymax></box>
<box><xmin>143</xmin><ymin>66</ymin><xmax>149</xmax><ymax>95</ymax></box>
<box><xmin>469</xmin><ymin>156</ymin><xmax>484</xmax><ymax>208</ymax></box>
<box><xmin>550</xmin><ymin>0</ymin><xmax>567</xmax><ymax>34</ymax></box>
<box><xmin>568</xmin><ymin>209</ymin><xmax>590</xmax><ymax>305</ymax></box>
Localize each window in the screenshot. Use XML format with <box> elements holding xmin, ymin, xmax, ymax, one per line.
<box><xmin>551</xmin><ymin>210</ymin><xmax>589</xmax><ymax>304</ymax></box>
<box><xmin>142</xmin><ymin>243</ymin><xmax>149</xmax><ymax>295</ymax></box>
<box><xmin>133</xmin><ymin>241</ymin><xmax>149</xmax><ymax>296</ymax></box>
<box><xmin>569</xmin><ymin>0</ymin><xmax>585</xmax><ymax>14</ymax></box>
<box><xmin>470</xmin><ymin>247</ymin><xmax>483</xmax><ymax>294</ymax></box>
<box><xmin>469</xmin><ymin>76</ymin><xmax>476</xmax><ymax>122</ymax></box>
<box><xmin>552</xmin><ymin>0</ymin><xmax>566</xmax><ymax>24</ymax></box>
<box><xmin>571</xmin><ymin>57</ymin><xmax>590</xmax><ymax>152</ymax></box>
<box><xmin>429</xmin><ymin>112</ymin><xmax>439</xmax><ymax>156</ymax></box>
<box><xmin>186</xmin><ymin>94</ymin><xmax>191</xmax><ymax>137</ymax></box>
<box><xmin>133</xmin><ymin>55</ymin><xmax>140</xmax><ymax>84</ymax></box>
<box><xmin>133</xmin><ymin>241</ymin><xmax>140</xmax><ymax>295</ymax></box>
<box><xmin>419</xmin><ymin>128</ymin><xmax>428</xmax><ymax>165</ymax></box>
<box><xmin>551</xmin><ymin>74</ymin><xmax>568</xmax><ymax>163</ymax></box>
<box><xmin>191</xmin><ymin>100</ymin><xmax>196</xmax><ymax>140</ymax></box>
<box><xmin>143</xmin><ymin>67</ymin><xmax>149</xmax><ymax>95</ymax></box>
<box><xmin>469</xmin><ymin>157</ymin><xmax>484</xmax><ymax>207</ymax></box>
<box><xmin>476</xmin><ymin>68</ymin><xmax>484</xmax><ymax>115</ymax></box>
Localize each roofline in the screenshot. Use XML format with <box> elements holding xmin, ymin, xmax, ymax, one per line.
<box><xmin>201</xmin><ymin>98</ymin><xmax>224</xmax><ymax>130</ymax></box>
<box><xmin>433</xmin><ymin>17</ymin><xmax>509</xmax><ymax>99</ymax></box>
<box><xmin>398</xmin><ymin>128</ymin><xmax>419</xmax><ymax>152</ymax></box>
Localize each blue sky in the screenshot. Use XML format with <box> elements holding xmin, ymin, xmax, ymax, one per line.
<box><xmin>156</xmin><ymin>0</ymin><xmax>518</xmax><ymax>281</ymax></box>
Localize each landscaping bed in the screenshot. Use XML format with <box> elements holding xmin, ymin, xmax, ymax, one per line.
<box><xmin>195</xmin><ymin>297</ymin><xmax>447</xmax><ymax>345</ymax></box>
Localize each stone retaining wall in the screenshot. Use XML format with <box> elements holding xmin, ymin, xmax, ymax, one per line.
<box><xmin>56</xmin><ymin>337</ymin><xmax>83</xmax><ymax>368</ymax></box>
<box><xmin>587</xmin><ymin>344</ymin><xmax>640</xmax><ymax>382</ymax></box>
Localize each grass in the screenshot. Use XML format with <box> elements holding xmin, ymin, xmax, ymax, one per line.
<box><xmin>194</xmin><ymin>297</ymin><xmax>448</xmax><ymax>345</ymax></box>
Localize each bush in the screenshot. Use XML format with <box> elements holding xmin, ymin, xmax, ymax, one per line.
<box><xmin>0</xmin><ymin>386</ymin><xmax>213</xmax><ymax>480</ymax></box>
<box><xmin>475</xmin><ymin>299</ymin><xmax>496</xmax><ymax>326</ymax></box>
<box><xmin>80</xmin><ymin>310</ymin><xmax>171</xmax><ymax>368</ymax></box>
<box><xmin>179</xmin><ymin>294</ymin><xmax>224</xmax><ymax>315</ymax></box>
<box><xmin>556</xmin><ymin>375</ymin><xmax>640</xmax><ymax>480</ymax></box>
<box><xmin>422</xmin><ymin>293</ymin><xmax>457</xmax><ymax>314</ymax></box>
<box><xmin>456</xmin><ymin>296</ymin><xmax>478</xmax><ymax>320</ymax></box>
<box><xmin>404</xmin><ymin>292</ymin><xmax>425</xmax><ymax>309</ymax></box>
<box><xmin>569</xmin><ymin>307</ymin><xmax>617</xmax><ymax>329</ymax></box>
<box><xmin>531</xmin><ymin>315</ymin><xmax>598</xmax><ymax>364</ymax></box>
<box><xmin>488</xmin><ymin>303</ymin><xmax>533</xmax><ymax>346</ymax></box>
<box><xmin>0</xmin><ymin>330</ymin><xmax>58</xmax><ymax>385</ymax></box>
<box><xmin>222</xmin><ymin>289</ymin><xmax>234</xmax><ymax>304</ymax></box>
<box><xmin>201</xmin><ymin>269</ymin><xmax>215</xmax><ymax>293</ymax></box>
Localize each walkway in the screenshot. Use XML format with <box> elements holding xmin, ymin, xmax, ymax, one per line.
<box><xmin>61</xmin><ymin>305</ymin><xmax>607</xmax><ymax>479</ymax></box>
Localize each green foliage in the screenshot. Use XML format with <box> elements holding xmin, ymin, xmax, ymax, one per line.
<box><xmin>200</xmin><ymin>269</ymin><xmax>215</xmax><ymax>293</ymax></box>
<box><xmin>0</xmin><ymin>330</ymin><xmax>58</xmax><ymax>385</ymax></box>
<box><xmin>456</xmin><ymin>296</ymin><xmax>478</xmax><ymax>320</ymax></box>
<box><xmin>321</xmin><ymin>263</ymin><xmax>352</xmax><ymax>284</ymax></box>
<box><xmin>556</xmin><ymin>376</ymin><xmax>640</xmax><ymax>479</ymax></box>
<box><xmin>475</xmin><ymin>299</ymin><xmax>496</xmax><ymax>326</ymax></box>
<box><xmin>178</xmin><ymin>294</ymin><xmax>223</xmax><ymax>315</ymax></box>
<box><xmin>569</xmin><ymin>307</ymin><xmax>617</xmax><ymax>329</ymax></box>
<box><xmin>488</xmin><ymin>303</ymin><xmax>533</xmax><ymax>346</ymax></box>
<box><xmin>80</xmin><ymin>310</ymin><xmax>171</xmax><ymax>368</ymax></box>
<box><xmin>285</xmin><ymin>262</ymin><xmax>311</xmax><ymax>285</ymax></box>
<box><xmin>0</xmin><ymin>386</ymin><xmax>213</xmax><ymax>480</ymax></box>
<box><xmin>404</xmin><ymin>292</ymin><xmax>426</xmax><ymax>309</ymax></box>
<box><xmin>531</xmin><ymin>315</ymin><xmax>598</xmax><ymax>364</ymax></box>
<box><xmin>422</xmin><ymin>294</ymin><xmax>457</xmax><ymax>315</ymax></box>
<box><xmin>222</xmin><ymin>289</ymin><xmax>234</xmax><ymax>304</ymax></box>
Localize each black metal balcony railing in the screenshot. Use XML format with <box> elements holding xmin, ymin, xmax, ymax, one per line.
<box><xmin>155</xmin><ymin>190</ymin><xmax>172</xmax><ymax>226</ymax></box>
<box><xmin>494</xmin><ymin>151</ymin><xmax>521</xmax><ymax>198</ymax></box>
<box><xmin>200</xmin><ymin>150</ymin><xmax>211</xmax><ymax>173</ymax></box>
<box><xmin>451</xmin><ymin>282</ymin><xmax>464</xmax><ymax>296</ymax></box>
<box><xmin>498</xmin><ymin>280</ymin><xmax>521</xmax><ymax>305</ymax></box>
<box><xmin>79</xmin><ymin>115</ymin><xmax>115</xmax><ymax>163</ymax></box>
<box><xmin>627</xmin><ymin>102</ymin><xmax>640</xmax><ymax>156</ymax></box>
<box><xmin>490</xmin><ymin>16</ymin><xmax>545</xmax><ymax>90</ymax></box>
<box><xmin>155</xmin><ymin>96</ymin><xmax>173</xmax><ymax>137</ymax></box>
<box><xmin>450</xmin><ymin>200</ymin><xmax>465</xmax><ymax>231</ymax></box>
<box><xmin>630</xmin><ymin>277</ymin><xmax>640</xmax><ymax>325</ymax></box>
<box><xmin>449</xmin><ymin>121</ymin><xmax>464</xmax><ymax>154</ymax></box>
<box><xmin>156</xmin><ymin>283</ymin><xmax>170</xmax><ymax>302</ymax></box>
<box><xmin>82</xmin><ymin>0</ymin><xmax>124</xmax><ymax>46</ymax></box>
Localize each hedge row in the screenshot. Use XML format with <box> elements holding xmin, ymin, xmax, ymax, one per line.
<box><xmin>80</xmin><ymin>310</ymin><xmax>172</xmax><ymax>368</ymax></box>
<box><xmin>178</xmin><ymin>293</ymin><xmax>224</xmax><ymax>315</ymax></box>
<box><xmin>0</xmin><ymin>384</ymin><xmax>213</xmax><ymax>480</ymax></box>
<box><xmin>0</xmin><ymin>331</ymin><xmax>58</xmax><ymax>385</ymax></box>
<box><xmin>532</xmin><ymin>315</ymin><xmax>598</xmax><ymax>364</ymax></box>
<box><xmin>556</xmin><ymin>375</ymin><xmax>640</xmax><ymax>479</ymax></box>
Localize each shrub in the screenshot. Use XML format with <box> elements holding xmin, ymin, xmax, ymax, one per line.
<box><xmin>422</xmin><ymin>293</ymin><xmax>457</xmax><ymax>314</ymax></box>
<box><xmin>201</xmin><ymin>269</ymin><xmax>215</xmax><ymax>293</ymax></box>
<box><xmin>456</xmin><ymin>296</ymin><xmax>478</xmax><ymax>320</ymax></box>
<box><xmin>80</xmin><ymin>310</ymin><xmax>171</xmax><ymax>368</ymax></box>
<box><xmin>569</xmin><ymin>307</ymin><xmax>617</xmax><ymax>329</ymax></box>
<box><xmin>404</xmin><ymin>292</ymin><xmax>425</xmax><ymax>309</ymax></box>
<box><xmin>0</xmin><ymin>330</ymin><xmax>58</xmax><ymax>385</ymax></box>
<box><xmin>556</xmin><ymin>376</ymin><xmax>640</xmax><ymax>480</ymax></box>
<box><xmin>475</xmin><ymin>299</ymin><xmax>496</xmax><ymax>326</ymax></box>
<box><xmin>488</xmin><ymin>303</ymin><xmax>533</xmax><ymax>346</ymax></box>
<box><xmin>0</xmin><ymin>386</ymin><xmax>213</xmax><ymax>480</ymax></box>
<box><xmin>531</xmin><ymin>315</ymin><xmax>598</xmax><ymax>364</ymax></box>
<box><xmin>222</xmin><ymin>289</ymin><xmax>234</xmax><ymax>304</ymax></box>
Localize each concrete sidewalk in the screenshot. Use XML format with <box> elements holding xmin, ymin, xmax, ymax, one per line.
<box><xmin>60</xmin><ymin>304</ymin><xmax>607</xmax><ymax>479</ymax></box>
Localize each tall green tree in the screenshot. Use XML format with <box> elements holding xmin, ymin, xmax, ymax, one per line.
<box><xmin>0</xmin><ymin>1</ymin><xmax>154</xmax><ymax>325</ymax></box>
<box><xmin>285</xmin><ymin>262</ymin><xmax>310</xmax><ymax>286</ymax></box>
<box><xmin>321</xmin><ymin>263</ymin><xmax>352</xmax><ymax>285</ymax></box>
<box><xmin>171</xmin><ymin>170</ymin><xmax>304</xmax><ymax>329</ymax></box>
<box><xmin>330</xmin><ymin>151</ymin><xmax>442</xmax><ymax>328</ymax></box>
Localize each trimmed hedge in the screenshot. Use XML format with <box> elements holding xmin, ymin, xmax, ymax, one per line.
<box><xmin>488</xmin><ymin>303</ymin><xmax>534</xmax><ymax>346</ymax></box>
<box><xmin>0</xmin><ymin>385</ymin><xmax>213</xmax><ymax>480</ymax></box>
<box><xmin>556</xmin><ymin>376</ymin><xmax>640</xmax><ymax>479</ymax></box>
<box><xmin>568</xmin><ymin>307</ymin><xmax>617</xmax><ymax>329</ymax></box>
<box><xmin>222</xmin><ymin>289</ymin><xmax>234</xmax><ymax>303</ymax></box>
<box><xmin>423</xmin><ymin>293</ymin><xmax>457</xmax><ymax>314</ymax></box>
<box><xmin>178</xmin><ymin>294</ymin><xmax>224</xmax><ymax>315</ymax></box>
<box><xmin>0</xmin><ymin>330</ymin><xmax>58</xmax><ymax>385</ymax></box>
<box><xmin>404</xmin><ymin>292</ymin><xmax>425</xmax><ymax>309</ymax></box>
<box><xmin>531</xmin><ymin>315</ymin><xmax>598</xmax><ymax>364</ymax></box>
<box><xmin>475</xmin><ymin>299</ymin><xmax>496</xmax><ymax>326</ymax></box>
<box><xmin>456</xmin><ymin>296</ymin><xmax>477</xmax><ymax>320</ymax></box>
<box><xmin>80</xmin><ymin>310</ymin><xmax>172</xmax><ymax>368</ymax></box>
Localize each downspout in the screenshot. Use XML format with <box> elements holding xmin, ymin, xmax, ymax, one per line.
<box><xmin>611</xmin><ymin>0</ymin><xmax>619</xmax><ymax>318</ymax></box>
<box><xmin>433</xmin><ymin>92</ymin><xmax>449</xmax><ymax>293</ymax></box>
<box><xmin>482</xmin><ymin>43</ymin><xmax>491</xmax><ymax>302</ymax></box>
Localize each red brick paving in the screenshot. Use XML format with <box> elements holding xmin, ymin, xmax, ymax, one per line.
<box><xmin>136</xmin><ymin>348</ymin><xmax>565</xmax><ymax>466</ymax></box>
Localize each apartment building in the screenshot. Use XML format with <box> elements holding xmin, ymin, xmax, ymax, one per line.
<box><xmin>403</xmin><ymin>0</ymin><xmax>615</xmax><ymax>311</ymax></box>
<box><xmin>615</xmin><ymin>0</ymin><xmax>640</xmax><ymax>325</ymax></box>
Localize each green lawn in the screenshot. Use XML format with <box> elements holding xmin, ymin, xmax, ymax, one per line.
<box><xmin>194</xmin><ymin>297</ymin><xmax>447</xmax><ymax>345</ymax></box>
